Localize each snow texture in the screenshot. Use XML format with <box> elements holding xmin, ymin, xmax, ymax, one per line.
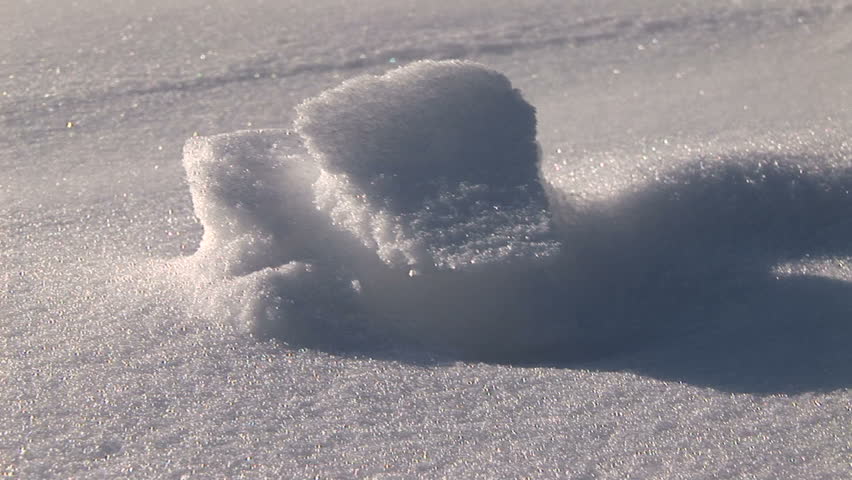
<box><xmin>177</xmin><ymin>59</ymin><xmax>852</xmax><ymax>374</ymax></box>
<box><xmin>4</xmin><ymin>1</ymin><xmax>852</xmax><ymax>478</ymax></box>
<box><xmin>177</xmin><ymin>61</ymin><xmax>574</xmax><ymax>358</ymax></box>
<box><xmin>177</xmin><ymin>129</ymin><xmax>364</xmax><ymax>346</ymax></box>
<box><xmin>295</xmin><ymin>60</ymin><xmax>559</xmax><ymax>272</ymax></box>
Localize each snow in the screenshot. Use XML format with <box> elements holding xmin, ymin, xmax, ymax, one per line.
<box><xmin>3</xmin><ymin>0</ymin><xmax>851</xmax><ymax>478</ymax></box>
<box><xmin>296</xmin><ymin>60</ymin><xmax>558</xmax><ymax>271</ymax></box>
<box><xmin>174</xmin><ymin>62</ymin><xmax>569</xmax><ymax>358</ymax></box>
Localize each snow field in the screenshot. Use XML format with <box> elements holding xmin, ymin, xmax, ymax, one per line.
<box><xmin>3</xmin><ymin>1</ymin><xmax>852</xmax><ymax>478</ymax></box>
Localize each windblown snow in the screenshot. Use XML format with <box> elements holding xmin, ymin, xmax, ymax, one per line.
<box><xmin>172</xmin><ymin>61</ymin><xmax>571</xmax><ymax>358</ymax></box>
<box><xmin>169</xmin><ymin>60</ymin><xmax>852</xmax><ymax>368</ymax></box>
<box><xmin>4</xmin><ymin>1</ymin><xmax>852</xmax><ymax>478</ymax></box>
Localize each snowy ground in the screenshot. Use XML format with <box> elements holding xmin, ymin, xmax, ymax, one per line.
<box><xmin>2</xmin><ymin>0</ymin><xmax>851</xmax><ymax>478</ymax></box>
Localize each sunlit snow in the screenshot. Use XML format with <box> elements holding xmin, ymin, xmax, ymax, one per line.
<box><xmin>2</xmin><ymin>1</ymin><xmax>851</xmax><ymax>478</ymax></box>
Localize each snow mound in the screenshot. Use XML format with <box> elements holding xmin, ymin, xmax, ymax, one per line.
<box><xmin>177</xmin><ymin>129</ymin><xmax>365</xmax><ymax>346</ymax></box>
<box><xmin>168</xmin><ymin>61</ymin><xmax>852</xmax><ymax>365</ymax></box>
<box><xmin>183</xmin><ymin>130</ymin><xmax>316</xmax><ymax>276</ymax></box>
<box><xmin>296</xmin><ymin>60</ymin><xmax>560</xmax><ymax>272</ymax></box>
<box><xmin>170</xmin><ymin>61</ymin><xmax>572</xmax><ymax>357</ymax></box>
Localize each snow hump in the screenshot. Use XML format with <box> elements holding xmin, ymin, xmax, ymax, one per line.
<box><xmin>296</xmin><ymin>60</ymin><xmax>539</xmax><ymax>191</ymax></box>
<box><xmin>173</xmin><ymin>60</ymin><xmax>570</xmax><ymax>358</ymax></box>
<box><xmin>295</xmin><ymin>60</ymin><xmax>560</xmax><ymax>272</ymax></box>
<box><xmin>172</xmin><ymin>60</ymin><xmax>852</xmax><ymax>366</ymax></box>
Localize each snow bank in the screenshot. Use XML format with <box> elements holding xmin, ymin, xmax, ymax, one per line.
<box><xmin>172</xmin><ymin>61</ymin><xmax>573</xmax><ymax>358</ymax></box>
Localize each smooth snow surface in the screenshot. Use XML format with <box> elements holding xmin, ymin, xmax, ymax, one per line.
<box><xmin>3</xmin><ymin>0</ymin><xmax>851</xmax><ymax>478</ymax></box>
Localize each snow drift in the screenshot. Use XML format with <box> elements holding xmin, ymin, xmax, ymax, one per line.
<box><xmin>173</xmin><ymin>60</ymin><xmax>573</xmax><ymax>359</ymax></box>
<box><xmin>171</xmin><ymin>59</ymin><xmax>852</xmax><ymax>364</ymax></box>
<box><xmin>295</xmin><ymin>61</ymin><xmax>560</xmax><ymax>272</ymax></box>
